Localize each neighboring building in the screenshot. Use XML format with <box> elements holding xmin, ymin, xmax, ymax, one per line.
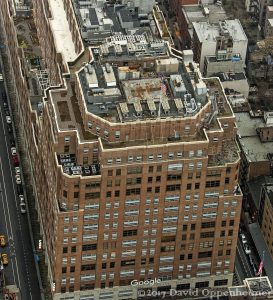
<box><xmin>170</xmin><ymin>0</ymin><xmax>199</xmax><ymax>18</ymax></box>
<box><xmin>229</xmin><ymin>276</ymin><xmax>273</xmax><ymax>299</ymax></box>
<box><xmin>235</xmin><ymin>112</ymin><xmax>273</xmax><ymax>191</ymax></box>
<box><xmin>72</xmin><ymin>0</ymin><xmax>157</xmax><ymax>44</ymax></box>
<box><xmin>177</xmin><ymin>4</ymin><xmax>227</xmax><ymax>49</ymax></box>
<box><xmin>259</xmin><ymin>184</ymin><xmax>273</xmax><ymax>260</ymax></box>
<box><xmin>245</xmin><ymin>0</ymin><xmax>260</xmax><ymax>17</ymax></box>
<box><xmin>0</xmin><ymin>0</ymin><xmax>243</xmax><ymax>300</ymax></box>
<box><xmin>246</xmin><ymin>176</ymin><xmax>273</xmax><ymax>222</ymax></box>
<box><xmin>227</xmin><ymin>94</ymin><xmax>250</xmax><ymax>113</ymax></box>
<box><xmin>121</xmin><ymin>0</ymin><xmax>156</xmax><ymax>14</ymax></box>
<box><xmin>192</xmin><ymin>20</ymin><xmax>248</xmax><ymax>74</ymax></box>
<box><xmin>259</xmin><ymin>0</ymin><xmax>273</xmax><ymax>33</ymax></box>
<box><xmin>213</xmin><ymin>72</ymin><xmax>249</xmax><ymax>98</ymax></box>
<box><xmin>265</xmin><ymin>6</ymin><xmax>273</xmax><ymax>37</ymax></box>
<box><xmin>247</xmin><ymin>38</ymin><xmax>273</xmax><ymax>83</ymax></box>
<box><xmin>204</xmin><ymin>55</ymin><xmax>245</xmax><ymax>77</ymax></box>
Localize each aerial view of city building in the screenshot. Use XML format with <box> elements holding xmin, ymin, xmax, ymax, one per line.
<box><xmin>0</xmin><ymin>0</ymin><xmax>273</xmax><ymax>300</ymax></box>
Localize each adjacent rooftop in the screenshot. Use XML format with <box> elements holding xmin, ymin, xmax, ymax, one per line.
<box><xmin>236</xmin><ymin>112</ymin><xmax>273</xmax><ymax>162</ymax></box>
<box><xmin>48</xmin><ymin>0</ymin><xmax>78</xmax><ymax>62</ymax></box>
<box><xmin>193</xmin><ymin>19</ymin><xmax>248</xmax><ymax>43</ymax></box>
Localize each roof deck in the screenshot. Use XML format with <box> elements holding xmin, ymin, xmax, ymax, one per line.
<box><xmin>78</xmin><ymin>60</ymin><xmax>211</xmax><ymax>124</ymax></box>
<box><xmin>57</xmin><ymin>154</ymin><xmax>100</xmax><ymax>177</ymax></box>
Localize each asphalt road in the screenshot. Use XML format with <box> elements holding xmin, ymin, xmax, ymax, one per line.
<box><xmin>0</xmin><ymin>81</ymin><xmax>41</xmax><ymax>300</ymax></box>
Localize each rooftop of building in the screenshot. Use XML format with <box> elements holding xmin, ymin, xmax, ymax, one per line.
<box><xmin>193</xmin><ymin>19</ymin><xmax>248</xmax><ymax>43</ymax></box>
<box><xmin>216</xmin><ymin>72</ymin><xmax>247</xmax><ymax>82</ymax></box>
<box><xmin>48</xmin><ymin>0</ymin><xmax>78</xmax><ymax>63</ymax></box>
<box><xmin>74</xmin><ymin>0</ymin><xmax>158</xmax><ymax>43</ymax></box>
<box><xmin>236</xmin><ymin>112</ymin><xmax>273</xmax><ymax>162</ymax></box>
<box><xmin>264</xmin><ymin>183</ymin><xmax>273</xmax><ymax>208</ymax></box>
<box><xmin>77</xmin><ymin>57</ymin><xmax>219</xmax><ymax>124</ymax></box>
<box><xmin>247</xmin><ymin>176</ymin><xmax>273</xmax><ymax>209</ymax></box>
<box><xmin>182</xmin><ymin>4</ymin><xmax>227</xmax><ymax>25</ymax></box>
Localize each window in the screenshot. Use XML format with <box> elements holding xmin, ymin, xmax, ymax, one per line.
<box><xmin>200</xmin><ymin>232</ymin><xmax>214</xmax><ymax>238</ymax></box>
<box><xmin>214</xmin><ymin>279</ymin><xmax>228</xmax><ymax>286</ymax></box>
<box><xmin>221</xmin><ymin>221</ymin><xmax>226</xmax><ymax>227</ymax></box>
<box><xmin>148</xmin><ymin>177</ymin><xmax>153</xmax><ymax>183</ymax></box>
<box><xmin>127</xmin><ymin>166</ymin><xmax>142</xmax><ymax>174</ymax></box>
<box><xmin>168</xmin><ymin>163</ymin><xmax>182</xmax><ymax>171</ymax></box>
<box><xmin>81</xmin><ymin>264</ymin><xmax>96</xmax><ymax>271</ymax></box>
<box><xmin>166</xmin><ymin>184</ymin><xmax>181</xmax><ymax>191</ymax></box>
<box><xmin>149</xmin><ymin>166</ymin><xmax>154</xmax><ymax>173</ymax></box>
<box><xmin>116</xmin><ymin>169</ymin><xmax>121</xmax><ymax>176</ymax></box>
<box><xmin>85</xmin><ymin>192</ymin><xmax>100</xmax><ymax>199</ymax></box>
<box><xmin>155</xmin><ymin>187</ymin><xmax>160</xmax><ymax>193</ymax></box>
<box><xmin>195</xmin><ymin>281</ymin><xmax>209</xmax><ymax>288</ymax></box>
<box><xmin>167</xmin><ymin>174</ymin><xmax>181</xmax><ymax>181</ymax></box>
<box><xmin>126</xmin><ymin>188</ymin><xmax>141</xmax><ymax>195</ymax></box>
<box><xmin>123</xmin><ymin>229</ymin><xmax>137</xmax><ymax>236</ymax></box>
<box><xmin>191</xmin><ymin>224</ymin><xmax>196</xmax><ymax>230</ymax></box>
<box><xmin>206</xmin><ymin>180</ymin><xmax>220</xmax><ymax>188</ymax></box>
<box><xmin>82</xmin><ymin>244</ymin><xmax>97</xmax><ymax>251</ymax></box>
<box><xmin>187</xmin><ymin>183</ymin><xmax>192</xmax><ymax>190</ymax></box>
<box><xmin>198</xmin><ymin>251</ymin><xmax>212</xmax><ymax>258</ymax></box>
<box><xmin>63</xmin><ymin>247</ymin><xmax>68</xmax><ymax>254</ymax></box>
<box><xmin>177</xmin><ymin>284</ymin><xmax>190</xmax><ymax>290</ymax></box>
<box><xmin>71</xmin><ymin>246</ymin><xmax>77</xmax><ymax>253</ymax></box>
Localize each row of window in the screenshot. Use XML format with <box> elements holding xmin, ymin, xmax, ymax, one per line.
<box><xmin>106</xmin><ymin>150</ymin><xmax>204</xmax><ymax>165</ymax></box>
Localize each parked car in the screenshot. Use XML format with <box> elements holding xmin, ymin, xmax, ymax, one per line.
<box><xmin>15</xmin><ymin>175</ymin><xmax>21</xmax><ymax>185</ymax></box>
<box><xmin>19</xmin><ymin>196</ymin><xmax>26</xmax><ymax>214</ymax></box>
<box><xmin>1</xmin><ymin>254</ymin><xmax>8</xmax><ymax>265</ymax></box>
<box><xmin>12</xmin><ymin>155</ymin><xmax>19</xmax><ymax>166</ymax></box>
<box><xmin>244</xmin><ymin>243</ymin><xmax>251</xmax><ymax>255</ymax></box>
<box><xmin>6</xmin><ymin>116</ymin><xmax>11</xmax><ymax>124</ymax></box>
<box><xmin>0</xmin><ymin>235</ymin><xmax>6</xmax><ymax>247</ymax></box>
<box><xmin>7</xmin><ymin>124</ymin><xmax>12</xmax><ymax>133</ymax></box>
<box><xmin>15</xmin><ymin>167</ymin><xmax>20</xmax><ymax>175</ymax></box>
<box><xmin>11</xmin><ymin>147</ymin><xmax>16</xmax><ymax>156</ymax></box>
<box><xmin>9</xmin><ymin>138</ymin><xmax>15</xmax><ymax>147</ymax></box>
<box><xmin>240</xmin><ymin>233</ymin><xmax>247</xmax><ymax>244</ymax></box>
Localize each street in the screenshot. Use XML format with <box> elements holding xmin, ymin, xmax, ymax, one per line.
<box><xmin>0</xmin><ymin>81</ymin><xmax>41</xmax><ymax>300</ymax></box>
<box><xmin>236</xmin><ymin>237</ymin><xmax>255</xmax><ymax>279</ymax></box>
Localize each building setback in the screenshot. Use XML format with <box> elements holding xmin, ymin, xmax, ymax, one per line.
<box><xmin>0</xmin><ymin>0</ymin><xmax>242</xmax><ymax>300</ymax></box>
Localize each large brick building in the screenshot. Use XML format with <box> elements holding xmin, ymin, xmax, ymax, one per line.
<box><xmin>0</xmin><ymin>0</ymin><xmax>242</xmax><ymax>299</ymax></box>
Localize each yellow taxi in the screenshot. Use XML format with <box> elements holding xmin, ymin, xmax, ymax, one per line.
<box><xmin>1</xmin><ymin>253</ymin><xmax>8</xmax><ymax>265</ymax></box>
<box><xmin>0</xmin><ymin>235</ymin><xmax>6</xmax><ymax>247</ymax></box>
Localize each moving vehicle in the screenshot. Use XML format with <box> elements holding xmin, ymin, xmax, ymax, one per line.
<box><xmin>0</xmin><ymin>74</ymin><xmax>3</xmax><ymax>82</ymax></box>
<box><xmin>0</xmin><ymin>235</ymin><xmax>6</xmax><ymax>247</ymax></box>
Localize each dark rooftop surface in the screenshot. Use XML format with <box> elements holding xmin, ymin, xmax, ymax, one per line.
<box><xmin>89</xmin><ymin>8</ymin><xmax>99</xmax><ymax>26</ymax></box>
<box><xmin>247</xmin><ymin>176</ymin><xmax>273</xmax><ymax>210</ymax></box>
